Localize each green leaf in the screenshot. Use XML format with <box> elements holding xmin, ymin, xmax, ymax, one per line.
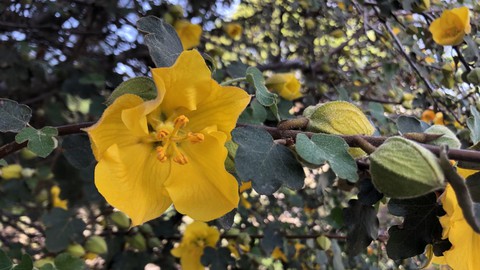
<box><xmin>260</xmin><ymin>223</ymin><xmax>283</xmax><ymax>254</ymax></box>
<box><xmin>276</xmin><ymin>99</ymin><xmax>294</xmax><ymax>120</ymax></box>
<box><xmin>106</xmin><ymin>77</ymin><xmax>157</xmax><ymax>105</ymax></box>
<box><xmin>226</xmin><ymin>61</ymin><xmax>248</xmax><ymax>78</ymax></box>
<box><xmin>12</xmin><ymin>254</ymin><xmax>33</xmax><ymax>270</ymax></box>
<box><xmin>42</xmin><ymin>209</ymin><xmax>86</xmax><ymax>253</ymax></box>
<box><xmin>200</xmin><ymin>247</ymin><xmax>235</xmax><ymax>269</ymax></box>
<box><xmin>396</xmin><ymin>115</ymin><xmax>429</xmax><ymax>134</ymax></box>
<box><xmin>466</xmin><ymin>172</ymin><xmax>480</xmax><ymax>202</ymax></box>
<box><xmin>467</xmin><ymin>105</ymin><xmax>480</xmax><ymax>144</ymax></box>
<box><xmin>232</xmin><ymin>127</ymin><xmax>305</xmax><ymax>195</ymax></box>
<box><xmin>62</xmin><ymin>134</ymin><xmax>95</xmax><ymax>169</ymax></box>
<box><xmin>343</xmin><ymin>199</ymin><xmax>378</xmax><ymax>256</ymax></box>
<box><xmin>136</xmin><ymin>16</ymin><xmax>183</xmax><ymax>67</ymax></box>
<box><xmin>0</xmin><ymin>249</ymin><xmax>13</xmax><ymax>270</ymax></box>
<box><xmin>386</xmin><ymin>193</ymin><xmax>442</xmax><ymax>260</ymax></box>
<box><xmin>38</xmin><ymin>265</ymin><xmax>56</xmax><ymax>270</ymax></box>
<box><xmin>238</xmin><ymin>99</ymin><xmax>267</xmax><ymax>124</ymax></box>
<box><xmin>54</xmin><ymin>253</ymin><xmax>85</xmax><ymax>270</ymax></box>
<box><xmin>0</xmin><ymin>99</ymin><xmax>32</xmax><ymax>133</ymax></box>
<box><xmin>0</xmin><ymin>159</ymin><xmax>7</xmax><ymax>166</ymax></box>
<box><xmin>15</xmin><ymin>127</ymin><xmax>58</xmax><ymax>158</ymax></box>
<box><xmin>224</xmin><ymin>141</ymin><xmax>238</xmax><ymax>174</ymax></box>
<box><xmin>295</xmin><ymin>134</ymin><xmax>358</xmax><ymax>182</ymax></box>
<box><xmin>245</xmin><ymin>67</ymin><xmax>279</xmax><ymax>107</ymax></box>
<box><xmin>382</xmin><ymin>62</ymin><xmax>399</xmax><ymax>83</ymax></box>
<box><xmin>368</xmin><ymin>102</ymin><xmax>387</xmax><ymax>124</ymax></box>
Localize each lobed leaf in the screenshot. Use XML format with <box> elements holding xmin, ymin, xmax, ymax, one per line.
<box><xmin>136</xmin><ymin>16</ymin><xmax>183</xmax><ymax>68</ymax></box>
<box><xmin>42</xmin><ymin>208</ymin><xmax>86</xmax><ymax>253</ymax></box>
<box><xmin>15</xmin><ymin>127</ymin><xmax>58</xmax><ymax>158</ymax></box>
<box><xmin>387</xmin><ymin>193</ymin><xmax>442</xmax><ymax>260</ymax></box>
<box><xmin>232</xmin><ymin>126</ymin><xmax>304</xmax><ymax>195</ymax></box>
<box><xmin>295</xmin><ymin>133</ymin><xmax>358</xmax><ymax>182</ymax></box>
<box><xmin>245</xmin><ymin>67</ymin><xmax>279</xmax><ymax>107</ymax></box>
<box><xmin>343</xmin><ymin>199</ymin><xmax>379</xmax><ymax>256</ymax></box>
<box><xmin>396</xmin><ymin>115</ymin><xmax>429</xmax><ymax>134</ymax></box>
<box><xmin>467</xmin><ymin>105</ymin><xmax>480</xmax><ymax>144</ymax></box>
<box><xmin>105</xmin><ymin>77</ymin><xmax>157</xmax><ymax>106</ymax></box>
<box><xmin>0</xmin><ymin>99</ymin><xmax>32</xmax><ymax>133</ymax></box>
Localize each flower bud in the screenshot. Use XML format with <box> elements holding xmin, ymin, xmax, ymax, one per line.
<box><xmin>466</xmin><ymin>68</ymin><xmax>480</xmax><ymax>85</ymax></box>
<box><xmin>424</xmin><ymin>125</ymin><xmax>461</xmax><ymax>149</ymax></box>
<box><xmin>412</xmin><ymin>0</ymin><xmax>430</xmax><ymax>13</ymax></box>
<box><xmin>85</xmin><ymin>236</ymin><xmax>108</xmax><ymax>255</ymax></box>
<box><xmin>109</xmin><ymin>211</ymin><xmax>131</xmax><ymax>229</ymax></box>
<box><xmin>304</xmin><ymin>101</ymin><xmax>375</xmax><ymax>157</ymax></box>
<box><xmin>127</xmin><ymin>233</ymin><xmax>147</xmax><ymax>252</ymax></box>
<box><xmin>0</xmin><ymin>164</ymin><xmax>22</xmax><ymax>180</ymax></box>
<box><xmin>66</xmin><ymin>243</ymin><xmax>86</xmax><ymax>258</ymax></box>
<box><xmin>370</xmin><ymin>136</ymin><xmax>444</xmax><ymax>198</ymax></box>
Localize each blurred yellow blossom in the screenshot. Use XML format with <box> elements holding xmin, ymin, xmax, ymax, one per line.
<box><xmin>432</xmin><ymin>168</ymin><xmax>480</xmax><ymax>269</ymax></box>
<box><xmin>421</xmin><ymin>109</ymin><xmax>444</xmax><ymax>125</ymax></box>
<box><xmin>174</xmin><ymin>20</ymin><xmax>202</xmax><ymax>49</ymax></box>
<box><xmin>266</xmin><ymin>73</ymin><xmax>302</xmax><ymax>100</ymax></box>
<box><xmin>86</xmin><ymin>50</ymin><xmax>250</xmax><ymax>226</ymax></box>
<box><xmin>224</xmin><ymin>23</ymin><xmax>243</xmax><ymax>40</ymax></box>
<box><xmin>429</xmin><ymin>7</ymin><xmax>471</xmax><ymax>46</ymax></box>
<box><xmin>51</xmin><ymin>185</ymin><xmax>68</xmax><ymax>210</ymax></box>
<box><xmin>171</xmin><ymin>221</ymin><xmax>220</xmax><ymax>270</ymax></box>
<box><xmin>0</xmin><ymin>164</ymin><xmax>22</xmax><ymax>180</ymax></box>
<box><xmin>425</xmin><ymin>56</ymin><xmax>436</xmax><ymax>64</ymax></box>
<box><xmin>271</xmin><ymin>246</ymin><xmax>288</xmax><ymax>262</ymax></box>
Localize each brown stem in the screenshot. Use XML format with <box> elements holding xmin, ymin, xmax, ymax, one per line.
<box><xmin>2</xmin><ymin>122</ymin><xmax>480</xmax><ymax>165</ymax></box>
<box><xmin>277</xmin><ymin>117</ymin><xmax>309</xmax><ymax>130</ymax></box>
<box><xmin>0</xmin><ymin>122</ymin><xmax>94</xmax><ymax>159</ymax></box>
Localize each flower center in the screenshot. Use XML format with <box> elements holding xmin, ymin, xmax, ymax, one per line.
<box><xmin>193</xmin><ymin>238</ymin><xmax>206</xmax><ymax>248</ymax></box>
<box><xmin>152</xmin><ymin>115</ymin><xmax>204</xmax><ymax>165</ymax></box>
<box><xmin>443</xmin><ymin>26</ymin><xmax>461</xmax><ymax>38</ymax></box>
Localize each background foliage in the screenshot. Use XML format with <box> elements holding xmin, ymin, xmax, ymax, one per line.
<box><xmin>1</xmin><ymin>0</ymin><xmax>480</xmax><ymax>269</ymax></box>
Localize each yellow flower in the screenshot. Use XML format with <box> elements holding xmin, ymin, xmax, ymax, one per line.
<box><xmin>421</xmin><ymin>110</ymin><xmax>444</xmax><ymax>125</ymax></box>
<box><xmin>51</xmin><ymin>185</ymin><xmax>68</xmax><ymax>210</ymax></box>
<box><xmin>0</xmin><ymin>164</ymin><xmax>22</xmax><ymax>180</ymax></box>
<box><xmin>224</xmin><ymin>23</ymin><xmax>243</xmax><ymax>40</ymax></box>
<box><xmin>432</xmin><ymin>168</ymin><xmax>480</xmax><ymax>269</ymax></box>
<box><xmin>425</xmin><ymin>56</ymin><xmax>436</xmax><ymax>64</ymax></box>
<box><xmin>171</xmin><ymin>221</ymin><xmax>220</xmax><ymax>270</ymax></box>
<box><xmin>271</xmin><ymin>246</ymin><xmax>288</xmax><ymax>262</ymax></box>
<box><xmin>265</xmin><ymin>73</ymin><xmax>302</xmax><ymax>101</ymax></box>
<box><xmin>174</xmin><ymin>20</ymin><xmax>202</xmax><ymax>50</ymax></box>
<box><xmin>429</xmin><ymin>7</ymin><xmax>471</xmax><ymax>46</ymax></box>
<box><xmin>86</xmin><ymin>50</ymin><xmax>250</xmax><ymax>226</ymax></box>
<box><xmin>239</xmin><ymin>181</ymin><xmax>252</xmax><ymax>193</ymax></box>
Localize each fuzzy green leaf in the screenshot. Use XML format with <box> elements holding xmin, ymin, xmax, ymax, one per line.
<box><xmin>295</xmin><ymin>133</ymin><xmax>358</xmax><ymax>182</ymax></box>
<box><xmin>15</xmin><ymin>127</ymin><xmax>58</xmax><ymax>158</ymax></box>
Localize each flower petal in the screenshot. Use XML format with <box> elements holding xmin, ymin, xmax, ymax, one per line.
<box><xmin>85</xmin><ymin>94</ymin><xmax>145</xmax><ymax>160</ymax></box>
<box><xmin>121</xmin><ymin>84</ymin><xmax>165</xmax><ymax>137</ymax></box>
<box><xmin>95</xmin><ymin>143</ymin><xmax>172</xmax><ymax>226</ymax></box>
<box><xmin>443</xmin><ymin>220</ymin><xmax>480</xmax><ymax>269</ymax></box>
<box><xmin>151</xmin><ymin>50</ymin><xmax>217</xmax><ymax>116</ymax></box>
<box><xmin>164</xmin><ymin>132</ymin><xmax>239</xmax><ymax>221</ymax></box>
<box><xmin>451</xmin><ymin>6</ymin><xmax>471</xmax><ymax>34</ymax></box>
<box><xmin>186</xmin><ymin>85</ymin><xmax>250</xmax><ymax>139</ymax></box>
<box><xmin>180</xmin><ymin>248</ymin><xmax>204</xmax><ymax>270</ymax></box>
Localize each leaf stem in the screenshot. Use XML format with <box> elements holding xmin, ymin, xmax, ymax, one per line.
<box><xmin>220</xmin><ymin>77</ymin><xmax>247</xmax><ymax>86</ymax></box>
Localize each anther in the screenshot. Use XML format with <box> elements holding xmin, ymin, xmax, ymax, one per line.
<box><xmin>173</xmin><ymin>153</ymin><xmax>188</xmax><ymax>165</ymax></box>
<box><xmin>156</xmin><ymin>129</ymin><xmax>170</xmax><ymax>140</ymax></box>
<box><xmin>173</xmin><ymin>115</ymin><xmax>189</xmax><ymax>128</ymax></box>
<box><xmin>187</xmin><ymin>132</ymin><xmax>204</xmax><ymax>143</ymax></box>
<box><xmin>156</xmin><ymin>147</ymin><xmax>168</xmax><ymax>162</ymax></box>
